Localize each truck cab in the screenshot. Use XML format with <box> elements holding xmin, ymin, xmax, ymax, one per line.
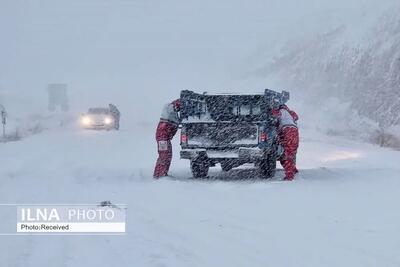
<box><xmin>179</xmin><ymin>89</ymin><xmax>289</xmax><ymax>178</ymax></box>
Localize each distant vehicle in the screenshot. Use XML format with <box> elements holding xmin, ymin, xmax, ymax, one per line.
<box><xmin>47</xmin><ymin>83</ymin><xmax>69</xmax><ymax>112</ymax></box>
<box><xmin>80</xmin><ymin>107</ymin><xmax>117</xmax><ymax>130</ymax></box>
<box><xmin>179</xmin><ymin>89</ymin><xmax>289</xmax><ymax>178</ymax></box>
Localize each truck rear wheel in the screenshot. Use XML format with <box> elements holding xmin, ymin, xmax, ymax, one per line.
<box><xmin>258</xmin><ymin>151</ymin><xmax>277</xmax><ymax>178</ymax></box>
<box><xmin>191</xmin><ymin>158</ymin><xmax>209</xmax><ymax>178</ymax></box>
<box><xmin>220</xmin><ymin>160</ymin><xmax>234</xmax><ymax>172</ymax></box>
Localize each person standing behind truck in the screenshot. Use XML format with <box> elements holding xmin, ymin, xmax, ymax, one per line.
<box><xmin>153</xmin><ymin>99</ymin><xmax>181</xmax><ymax>178</ymax></box>
<box><xmin>109</xmin><ymin>104</ymin><xmax>121</xmax><ymax>130</ymax></box>
<box><xmin>272</xmin><ymin>104</ymin><xmax>299</xmax><ymax>181</ymax></box>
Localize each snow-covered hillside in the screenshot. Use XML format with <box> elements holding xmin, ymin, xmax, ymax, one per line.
<box><xmin>0</xmin><ymin>123</ymin><xmax>399</xmax><ymax>267</ymax></box>
<box><xmin>249</xmin><ymin>2</ymin><xmax>400</xmax><ymax>146</ymax></box>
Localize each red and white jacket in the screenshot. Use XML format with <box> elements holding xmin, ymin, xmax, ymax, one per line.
<box><xmin>160</xmin><ymin>100</ymin><xmax>181</xmax><ymax>125</ymax></box>
<box><xmin>272</xmin><ymin>106</ymin><xmax>298</xmax><ymax>131</ymax></box>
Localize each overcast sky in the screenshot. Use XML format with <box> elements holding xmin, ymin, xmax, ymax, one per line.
<box><xmin>0</xmin><ymin>0</ymin><xmax>396</xmax><ymax>120</ymax></box>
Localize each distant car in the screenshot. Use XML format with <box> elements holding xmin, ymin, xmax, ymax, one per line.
<box><xmin>80</xmin><ymin>107</ymin><xmax>116</xmax><ymax>130</ymax></box>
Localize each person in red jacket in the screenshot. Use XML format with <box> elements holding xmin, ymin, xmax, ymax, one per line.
<box><xmin>153</xmin><ymin>99</ymin><xmax>181</xmax><ymax>178</ymax></box>
<box><xmin>272</xmin><ymin>104</ymin><xmax>299</xmax><ymax>181</ymax></box>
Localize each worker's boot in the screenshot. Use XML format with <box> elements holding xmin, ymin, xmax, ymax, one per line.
<box><xmin>283</xmin><ymin>176</ymin><xmax>294</xmax><ymax>181</ymax></box>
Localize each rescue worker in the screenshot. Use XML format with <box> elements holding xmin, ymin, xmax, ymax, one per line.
<box><xmin>109</xmin><ymin>104</ymin><xmax>121</xmax><ymax>130</ymax></box>
<box><xmin>153</xmin><ymin>99</ymin><xmax>181</xmax><ymax>178</ymax></box>
<box><xmin>272</xmin><ymin>104</ymin><xmax>299</xmax><ymax>181</ymax></box>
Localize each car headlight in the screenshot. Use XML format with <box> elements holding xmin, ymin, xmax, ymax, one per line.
<box><xmin>81</xmin><ymin>116</ymin><xmax>92</xmax><ymax>125</ymax></box>
<box><xmin>104</xmin><ymin>117</ymin><xmax>113</xmax><ymax>124</ymax></box>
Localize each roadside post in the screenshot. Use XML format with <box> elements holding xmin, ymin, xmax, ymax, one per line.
<box><xmin>0</xmin><ymin>105</ymin><xmax>6</xmax><ymax>138</ymax></box>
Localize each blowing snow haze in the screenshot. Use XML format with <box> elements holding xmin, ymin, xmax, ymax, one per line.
<box><xmin>1</xmin><ymin>0</ymin><xmax>397</xmax><ymax>124</ymax></box>
<box><xmin>2</xmin><ymin>1</ymin><xmax>400</xmax><ymax>267</ymax></box>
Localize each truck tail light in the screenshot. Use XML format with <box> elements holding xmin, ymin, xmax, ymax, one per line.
<box><xmin>181</xmin><ymin>134</ymin><xmax>188</xmax><ymax>144</ymax></box>
<box><xmin>260</xmin><ymin>132</ymin><xmax>267</xmax><ymax>142</ymax></box>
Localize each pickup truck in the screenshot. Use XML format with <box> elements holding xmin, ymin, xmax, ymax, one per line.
<box><xmin>179</xmin><ymin>89</ymin><xmax>289</xmax><ymax>178</ymax></box>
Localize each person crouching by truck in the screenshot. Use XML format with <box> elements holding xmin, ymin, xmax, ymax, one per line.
<box><xmin>272</xmin><ymin>104</ymin><xmax>299</xmax><ymax>181</ymax></box>
<box><xmin>109</xmin><ymin>104</ymin><xmax>121</xmax><ymax>130</ymax></box>
<box><xmin>153</xmin><ymin>99</ymin><xmax>181</xmax><ymax>178</ymax></box>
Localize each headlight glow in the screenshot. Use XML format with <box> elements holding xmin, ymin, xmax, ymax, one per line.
<box><xmin>104</xmin><ymin>117</ymin><xmax>113</xmax><ymax>124</ymax></box>
<box><xmin>81</xmin><ymin>117</ymin><xmax>91</xmax><ymax>125</ymax></box>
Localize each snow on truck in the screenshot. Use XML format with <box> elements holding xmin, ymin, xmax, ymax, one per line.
<box><xmin>179</xmin><ymin>89</ymin><xmax>290</xmax><ymax>178</ymax></box>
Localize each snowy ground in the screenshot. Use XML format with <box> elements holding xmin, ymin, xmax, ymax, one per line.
<box><xmin>0</xmin><ymin>122</ymin><xmax>399</xmax><ymax>267</ymax></box>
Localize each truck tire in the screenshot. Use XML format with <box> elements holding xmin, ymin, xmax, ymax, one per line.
<box><xmin>258</xmin><ymin>151</ymin><xmax>277</xmax><ymax>178</ymax></box>
<box><xmin>191</xmin><ymin>158</ymin><xmax>209</xmax><ymax>178</ymax></box>
<box><xmin>220</xmin><ymin>161</ymin><xmax>234</xmax><ymax>172</ymax></box>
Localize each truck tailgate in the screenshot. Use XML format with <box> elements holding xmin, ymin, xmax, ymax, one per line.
<box><xmin>183</xmin><ymin>123</ymin><xmax>259</xmax><ymax>148</ymax></box>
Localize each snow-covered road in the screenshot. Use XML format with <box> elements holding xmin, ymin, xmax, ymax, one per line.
<box><xmin>0</xmin><ymin>124</ymin><xmax>399</xmax><ymax>267</ymax></box>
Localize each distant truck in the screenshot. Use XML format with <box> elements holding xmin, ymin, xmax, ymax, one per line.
<box><xmin>80</xmin><ymin>107</ymin><xmax>117</xmax><ymax>130</ymax></box>
<box><xmin>179</xmin><ymin>89</ymin><xmax>289</xmax><ymax>178</ymax></box>
<box><xmin>47</xmin><ymin>83</ymin><xmax>69</xmax><ymax>112</ymax></box>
